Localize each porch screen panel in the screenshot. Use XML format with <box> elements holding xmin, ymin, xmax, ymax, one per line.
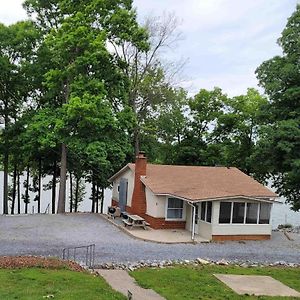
<box><xmin>246</xmin><ymin>203</ymin><xmax>258</xmax><ymax>224</ymax></box>
<box><xmin>219</xmin><ymin>202</ymin><xmax>231</xmax><ymax>223</ymax></box>
<box><xmin>259</xmin><ymin>203</ymin><xmax>271</xmax><ymax>224</ymax></box>
<box><xmin>200</xmin><ymin>202</ymin><xmax>206</xmax><ymax>221</ymax></box>
<box><xmin>206</xmin><ymin>201</ymin><xmax>212</xmax><ymax>223</ymax></box>
<box><xmin>167</xmin><ymin>198</ymin><xmax>183</xmax><ymax>219</ymax></box>
<box><xmin>232</xmin><ymin>202</ymin><xmax>245</xmax><ymax>223</ymax></box>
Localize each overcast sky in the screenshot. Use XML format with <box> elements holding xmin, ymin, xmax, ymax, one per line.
<box><xmin>0</xmin><ymin>0</ymin><xmax>298</xmax><ymax>96</ymax></box>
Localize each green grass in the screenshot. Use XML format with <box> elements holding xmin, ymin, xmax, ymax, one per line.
<box><xmin>131</xmin><ymin>265</ymin><xmax>300</xmax><ymax>300</ymax></box>
<box><xmin>0</xmin><ymin>268</ymin><xmax>126</xmax><ymax>300</ymax></box>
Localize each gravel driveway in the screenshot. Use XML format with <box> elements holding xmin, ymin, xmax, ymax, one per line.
<box><xmin>0</xmin><ymin>214</ymin><xmax>299</xmax><ymax>265</ymax></box>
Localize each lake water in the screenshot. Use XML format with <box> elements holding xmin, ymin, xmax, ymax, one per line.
<box><xmin>0</xmin><ymin>172</ymin><xmax>299</xmax><ymax>229</ymax></box>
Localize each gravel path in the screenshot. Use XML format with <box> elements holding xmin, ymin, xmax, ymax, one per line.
<box><xmin>0</xmin><ymin>214</ymin><xmax>299</xmax><ymax>265</ymax></box>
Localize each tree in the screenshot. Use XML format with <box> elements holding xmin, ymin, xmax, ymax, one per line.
<box><xmin>0</xmin><ymin>21</ymin><xmax>39</xmax><ymax>214</ymax></box>
<box><xmin>171</xmin><ymin>88</ymin><xmax>226</xmax><ymax>165</ymax></box>
<box><xmin>214</xmin><ymin>88</ymin><xmax>268</xmax><ymax>174</ymax></box>
<box><xmin>109</xmin><ymin>13</ymin><xmax>184</xmax><ymax>155</ymax></box>
<box><xmin>25</xmin><ymin>0</ymin><xmax>148</xmax><ymax>213</ymax></box>
<box><xmin>255</xmin><ymin>4</ymin><xmax>300</xmax><ymax>210</ymax></box>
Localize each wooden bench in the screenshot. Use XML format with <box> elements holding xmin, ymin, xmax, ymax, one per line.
<box><xmin>122</xmin><ymin>215</ymin><xmax>150</xmax><ymax>230</ymax></box>
<box><xmin>122</xmin><ymin>219</ymin><xmax>133</xmax><ymax>227</ymax></box>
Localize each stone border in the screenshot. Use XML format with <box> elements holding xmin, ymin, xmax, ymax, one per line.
<box><xmin>95</xmin><ymin>257</ymin><xmax>300</xmax><ymax>272</ymax></box>
<box><xmin>97</xmin><ymin>214</ymin><xmax>199</xmax><ymax>245</ymax></box>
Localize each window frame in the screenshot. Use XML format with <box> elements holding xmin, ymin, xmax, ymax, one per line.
<box><xmin>199</xmin><ymin>201</ymin><xmax>212</xmax><ymax>223</ymax></box>
<box><xmin>165</xmin><ymin>197</ymin><xmax>185</xmax><ymax>221</ymax></box>
<box><xmin>218</xmin><ymin>201</ymin><xmax>271</xmax><ymax>225</ymax></box>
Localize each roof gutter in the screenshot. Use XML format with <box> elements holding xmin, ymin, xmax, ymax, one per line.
<box><xmin>186</xmin><ymin>201</ymin><xmax>196</xmax><ymax>242</ymax></box>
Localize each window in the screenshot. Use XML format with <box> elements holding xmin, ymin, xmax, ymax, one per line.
<box><xmin>195</xmin><ymin>205</ymin><xmax>199</xmax><ymax>224</ymax></box>
<box><xmin>200</xmin><ymin>201</ymin><xmax>212</xmax><ymax>223</ymax></box>
<box><xmin>246</xmin><ymin>203</ymin><xmax>258</xmax><ymax>224</ymax></box>
<box><xmin>167</xmin><ymin>198</ymin><xmax>184</xmax><ymax>219</ymax></box>
<box><xmin>259</xmin><ymin>203</ymin><xmax>271</xmax><ymax>224</ymax></box>
<box><xmin>219</xmin><ymin>202</ymin><xmax>231</xmax><ymax>223</ymax></box>
<box><xmin>200</xmin><ymin>202</ymin><xmax>206</xmax><ymax>221</ymax></box>
<box><xmin>219</xmin><ymin>201</ymin><xmax>272</xmax><ymax>225</ymax></box>
<box><xmin>206</xmin><ymin>202</ymin><xmax>212</xmax><ymax>223</ymax></box>
<box><xmin>232</xmin><ymin>202</ymin><xmax>245</xmax><ymax>223</ymax></box>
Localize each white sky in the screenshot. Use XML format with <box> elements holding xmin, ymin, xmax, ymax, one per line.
<box><xmin>0</xmin><ymin>0</ymin><xmax>298</xmax><ymax>96</ymax></box>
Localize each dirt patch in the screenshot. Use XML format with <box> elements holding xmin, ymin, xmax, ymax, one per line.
<box><xmin>0</xmin><ymin>256</ymin><xmax>85</xmax><ymax>272</ymax></box>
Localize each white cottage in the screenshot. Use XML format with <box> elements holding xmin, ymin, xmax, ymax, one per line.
<box><xmin>109</xmin><ymin>152</ymin><xmax>278</xmax><ymax>241</ymax></box>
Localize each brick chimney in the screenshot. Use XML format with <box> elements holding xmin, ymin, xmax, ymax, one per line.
<box><xmin>130</xmin><ymin>151</ymin><xmax>147</xmax><ymax>215</ymax></box>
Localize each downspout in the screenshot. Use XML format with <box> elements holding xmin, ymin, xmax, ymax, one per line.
<box><xmin>187</xmin><ymin>201</ymin><xmax>196</xmax><ymax>242</ymax></box>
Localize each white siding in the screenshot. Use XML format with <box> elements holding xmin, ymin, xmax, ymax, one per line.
<box><xmin>199</xmin><ymin>221</ymin><xmax>212</xmax><ymax>239</ymax></box>
<box><xmin>146</xmin><ymin>188</ymin><xmax>166</xmax><ymax>218</ymax></box>
<box><xmin>111</xmin><ymin>169</ymin><xmax>134</xmax><ymax>207</ymax></box>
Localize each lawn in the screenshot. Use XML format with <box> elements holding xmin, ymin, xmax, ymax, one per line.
<box><xmin>0</xmin><ymin>268</ymin><xmax>126</xmax><ymax>300</ymax></box>
<box><xmin>131</xmin><ymin>265</ymin><xmax>300</xmax><ymax>300</ymax></box>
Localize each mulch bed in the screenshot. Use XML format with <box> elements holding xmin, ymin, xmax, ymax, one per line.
<box><xmin>0</xmin><ymin>256</ymin><xmax>85</xmax><ymax>272</ymax></box>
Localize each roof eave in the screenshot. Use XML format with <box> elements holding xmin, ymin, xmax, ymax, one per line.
<box><xmin>108</xmin><ymin>164</ymin><xmax>133</xmax><ymax>182</ymax></box>
<box><xmin>154</xmin><ymin>193</ymin><xmax>280</xmax><ymax>203</ymax></box>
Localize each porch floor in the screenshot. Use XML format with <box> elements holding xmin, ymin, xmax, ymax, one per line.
<box><xmin>104</xmin><ymin>215</ymin><xmax>209</xmax><ymax>243</ymax></box>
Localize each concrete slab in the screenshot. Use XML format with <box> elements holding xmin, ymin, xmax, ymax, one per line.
<box><xmin>128</xmin><ymin>227</ymin><xmax>209</xmax><ymax>243</ymax></box>
<box><xmin>104</xmin><ymin>215</ymin><xmax>209</xmax><ymax>243</ymax></box>
<box><xmin>97</xmin><ymin>269</ymin><xmax>164</xmax><ymax>300</ymax></box>
<box><xmin>214</xmin><ymin>274</ymin><xmax>300</xmax><ymax>297</ymax></box>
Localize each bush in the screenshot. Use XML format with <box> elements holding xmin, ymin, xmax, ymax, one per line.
<box><xmin>278</xmin><ymin>224</ymin><xmax>293</xmax><ymax>229</ymax></box>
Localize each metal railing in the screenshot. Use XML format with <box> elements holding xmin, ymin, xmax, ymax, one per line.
<box><xmin>62</xmin><ymin>244</ymin><xmax>95</xmax><ymax>268</ymax></box>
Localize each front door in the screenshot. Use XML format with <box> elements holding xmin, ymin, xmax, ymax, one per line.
<box><xmin>119</xmin><ymin>178</ymin><xmax>128</xmax><ymax>212</ymax></box>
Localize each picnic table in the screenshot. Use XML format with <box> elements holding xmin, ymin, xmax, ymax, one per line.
<box><xmin>122</xmin><ymin>214</ymin><xmax>150</xmax><ymax>230</ymax></box>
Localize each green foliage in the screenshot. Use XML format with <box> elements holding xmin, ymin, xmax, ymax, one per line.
<box><xmin>255</xmin><ymin>5</ymin><xmax>300</xmax><ymax>210</ymax></box>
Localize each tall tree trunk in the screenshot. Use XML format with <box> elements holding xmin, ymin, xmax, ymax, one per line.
<box><xmin>51</xmin><ymin>160</ymin><xmax>57</xmax><ymax>214</ymax></box>
<box><xmin>3</xmin><ymin>112</ymin><xmax>9</xmax><ymax>215</ymax></box>
<box><xmin>57</xmin><ymin>144</ymin><xmax>67</xmax><ymax>213</ymax></box>
<box><xmin>100</xmin><ymin>187</ymin><xmax>104</xmax><ymax>214</ymax></box>
<box><xmin>57</xmin><ymin>79</ymin><xmax>70</xmax><ymax>214</ymax></box>
<box><xmin>17</xmin><ymin>171</ymin><xmax>21</xmax><ymax>214</ymax></box>
<box><xmin>25</xmin><ymin>166</ymin><xmax>30</xmax><ymax>214</ymax></box>
<box><xmin>69</xmin><ymin>172</ymin><xmax>73</xmax><ymax>213</ymax></box>
<box><xmin>96</xmin><ymin>185</ymin><xmax>99</xmax><ymax>213</ymax></box>
<box><xmin>134</xmin><ymin>127</ymin><xmax>140</xmax><ymax>156</ymax></box>
<box><xmin>75</xmin><ymin>176</ymin><xmax>79</xmax><ymax>212</ymax></box>
<box><xmin>91</xmin><ymin>180</ymin><xmax>95</xmax><ymax>213</ymax></box>
<box><xmin>11</xmin><ymin>165</ymin><xmax>17</xmax><ymax>215</ymax></box>
<box><xmin>37</xmin><ymin>158</ymin><xmax>42</xmax><ymax>214</ymax></box>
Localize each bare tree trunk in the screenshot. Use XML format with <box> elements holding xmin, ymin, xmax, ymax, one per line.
<box><xmin>17</xmin><ymin>171</ymin><xmax>21</xmax><ymax>214</ymax></box>
<box><xmin>25</xmin><ymin>166</ymin><xmax>30</xmax><ymax>214</ymax></box>
<box><xmin>69</xmin><ymin>172</ymin><xmax>73</xmax><ymax>213</ymax></box>
<box><xmin>134</xmin><ymin>127</ymin><xmax>140</xmax><ymax>156</ymax></box>
<box><xmin>96</xmin><ymin>185</ymin><xmax>99</xmax><ymax>213</ymax></box>
<box><xmin>57</xmin><ymin>144</ymin><xmax>67</xmax><ymax>213</ymax></box>
<box><xmin>100</xmin><ymin>187</ymin><xmax>104</xmax><ymax>214</ymax></box>
<box><xmin>3</xmin><ymin>151</ymin><xmax>8</xmax><ymax>215</ymax></box>
<box><xmin>75</xmin><ymin>176</ymin><xmax>79</xmax><ymax>212</ymax></box>
<box><xmin>51</xmin><ymin>160</ymin><xmax>57</xmax><ymax>214</ymax></box>
<box><xmin>3</xmin><ymin>112</ymin><xmax>8</xmax><ymax>215</ymax></box>
<box><xmin>11</xmin><ymin>165</ymin><xmax>17</xmax><ymax>215</ymax></box>
<box><xmin>37</xmin><ymin>158</ymin><xmax>42</xmax><ymax>214</ymax></box>
<box><xmin>91</xmin><ymin>180</ymin><xmax>95</xmax><ymax>213</ymax></box>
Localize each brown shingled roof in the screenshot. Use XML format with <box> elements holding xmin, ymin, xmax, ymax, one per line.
<box><xmin>128</xmin><ymin>163</ymin><xmax>277</xmax><ymax>201</ymax></box>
